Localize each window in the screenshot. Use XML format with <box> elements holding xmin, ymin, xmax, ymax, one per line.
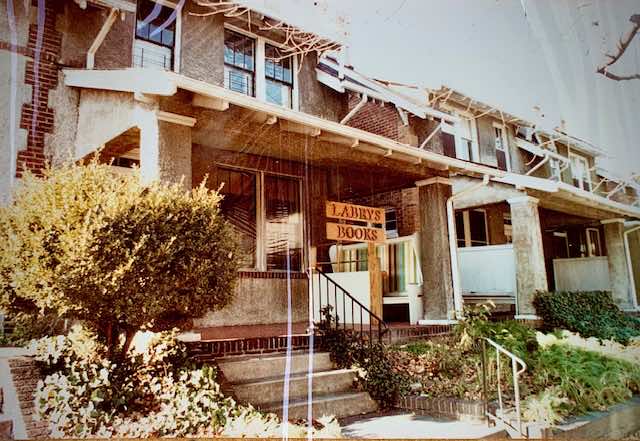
<box><xmin>569</xmin><ymin>153</ymin><xmax>592</xmax><ymax>191</ymax></box>
<box><xmin>455</xmin><ymin>209</ymin><xmax>488</xmax><ymax>247</ymax></box>
<box><xmin>215</xmin><ymin>167</ymin><xmax>303</xmax><ymax>271</ymax></box>
<box><xmin>134</xmin><ymin>0</ymin><xmax>179</xmax><ymax>70</ymax></box>
<box><xmin>549</xmin><ymin>158</ymin><xmax>562</xmax><ymax>180</ymax></box>
<box><xmin>503</xmin><ymin>213</ymin><xmax>512</xmax><ymax>243</ymax></box>
<box><xmin>493</xmin><ymin>124</ymin><xmax>510</xmax><ymax>171</ymax></box>
<box><xmin>264</xmin><ymin>175</ymin><xmax>302</xmax><ymax>271</ymax></box>
<box><xmin>384</xmin><ymin>208</ymin><xmax>398</xmax><ymax>239</ymax></box>
<box><xmin>224</xmin><ymin>29</ymin><xmax>255</xmax><ymax>96</ymax></box>
<box><xmin>586</xmin><ymin>228</ymin><xmax>602</xmax><ymax>257</ymax></box>
<box><xmin>215</xmin><ymin>168</ymin><xmax>257</xmax><ymax>268</ymax></box>
<box><xmin>455</xmin><ymin>117</ymin><xmax>476</xmax><ymax>161</ymax></box>
<box><xmin>265</xmin><ymin>44</ymin><xmax>293</xmax><ymax>108</ymax></box>
<box><xmin>223</xmin><ymin>26</ymin><xmax>297</xmax><ymax>109</ymax></box>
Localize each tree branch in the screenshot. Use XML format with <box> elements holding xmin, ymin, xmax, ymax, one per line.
<box><xmin>596</xmin><ymin>14</ymin><xmax>640</xmax><ymax>81</ymax></box>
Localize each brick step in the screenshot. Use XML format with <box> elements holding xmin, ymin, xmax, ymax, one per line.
<box><xmin>217</xmin><ymin>351</ymin><xmax>333</xmax><ymax>383</ymax></box>
<box><xmin>233</xmin><ymin>368</ymin><xmax>356</xmax><ymax>405</ymax></box>
<box><xmin>261</xmin><ymin>391</ymin><xmax>377</xmax><ymax>420</ymax></box>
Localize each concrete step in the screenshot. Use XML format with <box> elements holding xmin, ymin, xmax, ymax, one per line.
<box><xmin>233</xmin><ymin>368</ymin><xmax>356</xmax><ymax>405</ymax></box>
<box><xmin>261</xmin><ymin>391</ymin><xmax>378</xmax><ymax>420</ymax></box>
<box><xmin>217</xmin><ymin>351</ymin><xmax>333</xmax><ymax>383</ymax></box>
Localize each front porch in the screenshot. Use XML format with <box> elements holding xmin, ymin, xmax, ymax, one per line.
<box><xmin>452</xmin><ymin>176</ymin><xmax>639</xmax><ymax>317</ymax></box>
<box><xmin>66</xmin><ymin>71</ymin><xmax>474</xmax><ymax>336</ymax></box>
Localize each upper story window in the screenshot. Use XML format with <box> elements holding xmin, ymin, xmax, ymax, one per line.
<box><xmin>223</xmin><ymin>26</ymin><xmax>297</xmax><ymax>109</ymax></box>
<box><xmin>493</xmin><ymin>123</ymin><xmax>510</xmax><ymax>171</ymax></box>
<box><xmin>569</xmin><ymin>152</ymin><xmax>592</xmax><ymax>191</ymax></box>
<box><xmin>224</xmin><ymin>29</ymin><xmax>255</xmax><ymax>96</ymax></box>
<box><xmin>455</xmin><ymin>117</ymin><xmax>478</xmax><ymax>161</ymax></box>
<box><xmin>134</xmin><ymin>0</ymin><xmax>180</xmax><ymax>71</ymax></box>
<box><xmin>265</xmin><ymin>44</ymin><xmax>294</xmax><ymax>107</ymax></box>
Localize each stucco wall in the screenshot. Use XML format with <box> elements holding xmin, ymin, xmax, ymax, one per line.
<box><xmin>194</xmin><ymin>276</ymin><xmax>308</xmax><ymax>327</ymax></box>
<box><xmin>57</xmin><ymin>1</ymin><xmax>134</xmax><ymax>69</ymax></box>
<box><xmin>180</xmin><ymin>3</ymin><xmax>224</xmax><ymax>85</ymax></box>
<box><xmin>298</xmin><ymin>54</ymin><xmax>346</xmax><ymax>122</ymax></box>
<box><xmin>46</xmin><ymin>71</ymin><xmax>79</xmax><ymax>165</ymax></box>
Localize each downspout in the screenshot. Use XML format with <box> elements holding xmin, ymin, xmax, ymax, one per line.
<box><xmin>447</xmin><ymin>174</ymin><xmax>490</xmax><ymax>318</ymax></box>
<box><xmin>340</xmin><ymin>93</ymin><xmax>367</xmax><ymax>125</ymax></box>
<box><xmin>86</xmin><ymin>8</ymin><xmax>119</xmax><ymax>69</ymax></box>
<box><xmin>624</xmin><ymin>224</ymin><xmax>640</xmax><ymax>309</ymax></box>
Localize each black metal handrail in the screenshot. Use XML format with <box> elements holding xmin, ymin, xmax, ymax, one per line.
<box><xmin>309</xmin><ymin>267</ymin><xmax>389</xmax><ymax>344</ymax></box>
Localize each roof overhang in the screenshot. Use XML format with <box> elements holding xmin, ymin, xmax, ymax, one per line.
<box><xmin>495</xmin><ymin>172</ymin><xmax>640</xmax><ymax>219</ymax></box>
<box><xmin>63</xmin><ymin>68</ymin><xmax>502</xmax><ymax>177</ymax></box>
<box><xmin>316</xmin><ymin>57</ymin><xmax>456</xmax><ymax>123</ymax></box>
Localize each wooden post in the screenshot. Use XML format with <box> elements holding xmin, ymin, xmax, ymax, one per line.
<box><xmin>368</xmin><ymin>242</ymin><xmax>383</xmax><ymax>318</ymax></box>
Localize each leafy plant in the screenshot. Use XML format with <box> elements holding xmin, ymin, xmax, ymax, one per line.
<box><xmin>534</xmin><ymin>291</ymin><xmax>640</xmax><ymax>344</ymax></box>
<box><xmin>532</xmin><ymin>344</ymin><xmax>640</xmax><ymax>415</ymax></box>
<box><xmin>0</xmin><ymin>162</ymin><xmax>239</xmax><ymax>359</ymax></box>
<box><xmin>316</xmin><ymin>306</ymin><xmax>410</xmax><ymax>407</ymax></box>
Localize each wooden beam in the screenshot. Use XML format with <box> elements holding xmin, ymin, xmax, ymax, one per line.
<box><xmin>352</xmin><ymin>142</ymin><xmax>389</xmax><ymax>156</ymax></box>
<box><xmin>192</xmin><ymin>95</ymin><xmax>229</xmax><ymax>111</ymax></box>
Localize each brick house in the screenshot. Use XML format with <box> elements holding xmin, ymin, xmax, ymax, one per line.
<box><xmin>1</xmin><ymin>0</ymin><xmax>639</xmax><ymax>335</ymax></box>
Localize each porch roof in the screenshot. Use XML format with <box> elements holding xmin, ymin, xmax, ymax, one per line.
<box><xmin>63</xmin><ymin>68</ymin><xmax>505</xmax><ymax>178</ymax></box>
<box><xmin>497</xmin><ymin>172</ymin><xmax>640</xmax><ymax>220</ymax></box>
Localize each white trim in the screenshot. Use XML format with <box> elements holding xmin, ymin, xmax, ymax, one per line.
<box><xmin>132</xmin><ymin>0</ymin><xmax>182</xmax><ymax>73</ymax></box>
<box><xmin>417</xmin><ymin>319</ymin><xmax>458</xmax><ymax>325</ymax></box>
<box><xmin>224</xmin><ymin>23</ymin><xmax>300</xmax><ymax>111</ymax></box>
<box><xmin>507</xmin><ymin>195</ymin><xmax>540</xmax><ymax>206</ymax></box>
<box><xmin>514</xmin><ymin>314</ymin><xmax>541</xmax><ymax>320</ymax></box>
<box><xmin>492</xmin><ymin>121</ymin><xmax>511</xmax><ymax>172</ymax></box>
<box><xmin>569</xmin><ymin>151</ymin><xmax>592</xmax><ymax>192</ymax></box>
<box><xmin>586</xmin><ymin>227</ymin><xmax>602</xmax><ymax>257</ymax></box>
<box><xmin>601</xmin><ymin>218</ymin><xmax>626</xmax><ymax>225</ymax></box>
<box><xmin>156</xmin><ymin>110</ymin><xmax>196</xmax><ymax>127</ymax></box>
<box><xmin>317</xmin><ymin>56</ymin><xmax>456</xmax><ymax>122</ymax></box>
<box><xmin>87</xmin><ymin>8</ymin><xmax>118</xmax><ymax>69</ymax></box>
<box><xmin>415</xmin><ymin>177</ymin><xmax>452</xmax><ymax>187</ymax></box>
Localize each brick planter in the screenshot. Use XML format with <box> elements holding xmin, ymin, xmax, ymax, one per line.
<box><xmin>397</xmin><ymin>395</ymin><xmax>486</xmax><ymax>422</ymax></box>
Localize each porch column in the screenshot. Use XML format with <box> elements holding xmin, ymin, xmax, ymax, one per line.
<box><xmin>416</xmin><ymin>178</ymin><xmax>455</xmax><ymax>322</ymax></box>
<box><xmin>602</xmin><ymin>219</ymin><xmax>634</xmax><ymax>310</ymax></box>
<box><xmin>138</xmin><ymin>108</ymin><xmax>193</xmax><ymax>189</ymax></box>
<box><xmin>507</xmin><ymin>196</ymin><xmax>548</xmax><ymax>318</ymax></box>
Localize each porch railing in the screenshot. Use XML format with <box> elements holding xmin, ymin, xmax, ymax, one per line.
<box><xmin>309</xmin><ymin>267</ymin><xmax>389</xmax><ymax>344</ymax></box>
<box><xmin>481</xmin><ymin>337</ymin><xmax>528</xmax><ymax>438</ymax></box>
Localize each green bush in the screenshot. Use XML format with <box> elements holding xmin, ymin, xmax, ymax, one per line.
<box><xmin>532</xmin><ymin>344</ymin><xmax>640</xmax><ymax>416</ymax></box>
<box><xmin>0</xmin><ymin>162</ymin><xmax>239</xmax><ymax>358</ymax></box>
<box><xmin>533</xmin><ymin>291</ymin><xmax>640</xmax><ymax>344</ymax></box>
<box><xmin>316</xmin><ymin>306</ymin><xmax>410</xmax><ymax>407</ymax></box>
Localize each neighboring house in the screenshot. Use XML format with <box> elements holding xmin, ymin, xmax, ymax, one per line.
<box><xmin>1</xmin><ymin>0</ymin><xmax>639</xmax><ymax>331</ymax></box>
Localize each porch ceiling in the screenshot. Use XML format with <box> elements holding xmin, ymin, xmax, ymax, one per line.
<box><xmin>531</xmin><ymin>189</ymin><xmax>629</xmax><ymax>221</ymax></box>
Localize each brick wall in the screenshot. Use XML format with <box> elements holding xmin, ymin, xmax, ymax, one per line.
<box><xmin>7</xmin><ymin>357</ymin><xmax>48</xmax><ymax>438</ymax></box>
<box><xmin>345</xmin><ymin>91</ymin><xmax>400</xmax><ymax>141</ymax></box>
<box><xmin>348</xmin><ymin>187</ymin><xmax>419</xmax><ymax>237</ymax></box>
<box><xmin>16</xmin><ymin>0</ymin><xmax>61</xmax><ymax>178</ymax></box>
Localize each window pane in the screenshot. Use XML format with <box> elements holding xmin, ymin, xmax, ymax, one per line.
<box><xmin>264</xmin><ymin>175</ymin><xmax>302</xmax><ymax>271</ymax></box>
<box><xmin>266</xmin><ymin>79</ymin><xmax>291</xmax><ymax>107</ymax></box>
<box><xmin>265</xmin><ymin>44</ymin><xmax>293</xmax><ymax>85</ymax></box>
<box><xmin>224</xmin><ymin>29</ymin><xmax>255</xmax><ymax>71</ymax></box>
<box><xmin>215</xmin><ymin>168</ymin><xmax>257</xmax><ymax>268</ymax></box>
<box><xmin>469</xmin><ymin>210</ymin><xmax>487</xmax><ymax>246</ymax></box>
<box><xmin>225</xmin><ymin>66</ymin><xmax>254</xmax><ymax>96</ymax></box>
<box><xmin>455</xmin><ymin>211</ymin><xmax>465</xmax><ymax>247</ymax></box>
<box><xmin>136</xmin><ymin>0</ymin><xmax>176</xmax><ymax>48</ymax></box>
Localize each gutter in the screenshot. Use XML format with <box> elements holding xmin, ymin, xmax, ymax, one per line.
<box><xmin>447</xmin><ymin>174</ymin><xmax>490</xmax><ymax>318</ymax></box>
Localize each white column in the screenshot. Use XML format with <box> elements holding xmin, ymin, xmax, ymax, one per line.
<box><xmin>602</xmin><ymin>218</ymin><xmax>634</xmax><ymax>310</ymax></box>
<box><xmin>136</xmin><ymin>106</ymin><xmax>160</xmax><ymax>185</ymax></box>
<box><xmin>508</xmin><ymin>196</ymin><xmax>548</xmax><ymax>319</ymax></box>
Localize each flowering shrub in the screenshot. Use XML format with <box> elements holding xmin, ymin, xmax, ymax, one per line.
<box><xmin>32</xmin><ymin>327</ymin><xmax>341</xmax><ymax>438</ymax></box>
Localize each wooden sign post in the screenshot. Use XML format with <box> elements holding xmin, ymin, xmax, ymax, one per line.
<box><xmin>325</xmin><ymin>201</ymin><xmax>385</xmax><ymax>319</ymax></box>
